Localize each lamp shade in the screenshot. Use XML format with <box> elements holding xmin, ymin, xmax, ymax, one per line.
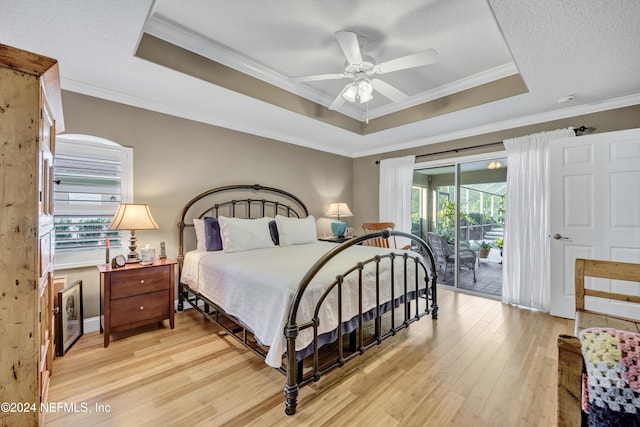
<box><xmin>342</xmin><ymin>84</ymin><xmax>358</xmax><ymax>103</ymax></box>
<box><xmin>325</xmin><ymin>203</ymin><xmax>353</xmax><ymax>219</ymax></box>
<box><xmin>108</xmin><ymin>204</ymin><xmax>158</xmax><ymax>263</ymax></box>
<box><xmin>108</xmin><ymin>204</ymin><xmax>159</xmax><ymax>231</ymax></box>
<box><xmin>358</xmin><ymin>80</ymin><xmax>373</xmax><ymax>103</ymax></box>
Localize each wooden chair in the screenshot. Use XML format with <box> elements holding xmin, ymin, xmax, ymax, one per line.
<box><xmin>361</xmin><ymin>222</ymin><xmax>410</xmax><ymax>249</ymax></box>
<box><xmin>557</xmin><ymin>258</ymin><xmax>640</xmax><ymax>426</ymax></box>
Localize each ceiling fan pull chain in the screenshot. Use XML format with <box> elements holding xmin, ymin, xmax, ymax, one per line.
<box><xmin>366</xmin><ymin>101</ymin><xmax>369</xmax><ymax>124</ymax></box>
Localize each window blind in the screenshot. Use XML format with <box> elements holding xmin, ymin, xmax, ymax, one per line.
<box><xmin>54</xmin><ymin>154</ymin><xmax>123</xmax><ymax>251</ymax></box>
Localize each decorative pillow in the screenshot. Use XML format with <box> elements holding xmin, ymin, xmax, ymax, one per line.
<box><xmin>275</xmin><ymin>215</ymin><xmax>317</xmax><ymax>246</ymax></box>
<box><xmin>193</xmin><ymin>218</ymin><xmax>206</xmax><ymax>251</ymax></box>
<box><xmin>203</xmin><ymin>217</ymin><xmax>223</xmax><ymax>251</ymax></box>
<box><xmin>269</xmin><ymin>220</ymin><xmax>279</xmax><ymax>245</ymax></box>
<box><xmin>218</xmin><ymin>216</ymin><xmax>275</xmax><ymax>253</ymax></box>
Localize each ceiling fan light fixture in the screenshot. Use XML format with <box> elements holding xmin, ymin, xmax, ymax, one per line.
<box><xmin>342</xmin><ymin>83</ymin><xmax>358</xmax><ymax>102</ymax></box>
<box><xmin>293</xmin><ymin>31</ymin><xmax>439</xmax><ymax>111</ymax></box>
<box><xmin>357</xmin><ymin>79</ymin><xmax>373</xmax><ymax>103</ymax></box>
<box><xmin>358</xmin><ymin>79</ymin><xmax>372</xmax><ymax>95</ymax></box>
<box><xmin>359</xmin><ymin>92</ymin><xmax>373</xmax><ymax>103</ymax></box>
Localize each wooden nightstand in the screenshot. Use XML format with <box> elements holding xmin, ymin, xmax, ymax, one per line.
<box><xmin>98</xmin><ymin>258</ymin><xmax>176</xmax><ymax>347</ymax></box>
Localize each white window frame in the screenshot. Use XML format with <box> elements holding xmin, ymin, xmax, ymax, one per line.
<box><xmin>54</xmin><ymin>134</ymin><xmax>133</xmax><ymax>269</ymax></box>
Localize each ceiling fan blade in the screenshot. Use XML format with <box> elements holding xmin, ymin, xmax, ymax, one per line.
<box><xmin>335</xmin><ymin>31</ymin><xmax>363</xmax><ymax>65</ymax></box>
<box><xmin>328</xmin><ymin>83</ymin><xmax>351</xmax><ymax>110</ymax></box>
<box><xmin>290</xmin><ymin>73</ymin><xmax>346</xmax><ymax>83</ymax></box>
<box><xmin>375</xmin><ymin>49</ymin><xmax>438</xmax><ymax>74</ymax></box>
<box><xmin>371</xmin><ymin>79</ymin><xmax>409</xmax><ymax>103</ymax></box>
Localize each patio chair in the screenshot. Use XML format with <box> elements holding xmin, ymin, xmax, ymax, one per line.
<box><xmin>426</xmin><ymin>232</ymin><xmax>477</xmax><ymax>282</ymax></box>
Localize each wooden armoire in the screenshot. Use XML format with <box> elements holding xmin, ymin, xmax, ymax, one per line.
<box><xmin>0</xmin><ymin>43</ymin><xmax>65</xmax><ymax>426</ymax></box>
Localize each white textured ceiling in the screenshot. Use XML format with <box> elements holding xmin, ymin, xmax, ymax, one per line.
<box><xmin>1</xmin><ymin>0</ymin><xmax>639</xmax><ymax>158</ymax></box>
<box><xmin>145</xmin><ymin>0</ymin><xmax>517</xmax><ymax>120</ymax></box>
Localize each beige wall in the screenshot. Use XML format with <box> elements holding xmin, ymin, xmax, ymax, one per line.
<box><xmin>58</xmin><ymin>91</ymin><xmax>353</xmax><ymax>318</ymax></box>
<box><xmin>352</xmin><ymin>105</ymin><xmax>640</xmax><ymax>229</ymax></box>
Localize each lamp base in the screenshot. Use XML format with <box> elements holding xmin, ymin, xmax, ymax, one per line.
<box><xmin>126</xmin><ymin>230</ymin><xmax>139</xmax><ymax>263</ymax></box>
<box><xmin>126</xmin><ymin>252</ymin><xmax>140</xmax><ymax>263</ymax></box>
<box><xmin>331</xmin><ymin>221</ymin><xmax>347</xmax><ymax>237</ymax></box>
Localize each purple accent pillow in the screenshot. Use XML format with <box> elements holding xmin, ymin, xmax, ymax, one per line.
<box><xmin>269</xmin><ymin>220</ymin><xmax>279</xmax><ymax>245</ymax></box>
<box><xmin>203</xmin><ymin>217</ymin><xmax>223</xmax><ymax>251</ymax></box>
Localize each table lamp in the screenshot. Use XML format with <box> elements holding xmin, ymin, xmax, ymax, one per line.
<box><xmin>325</xmin><ymin>202</ymin><xmax>353</xmax><ymax>237</ymax></box>
<box><xmin>108</xmin><ymin>203</ymin><xmax>159</xmax><ymax>263</ymax></box>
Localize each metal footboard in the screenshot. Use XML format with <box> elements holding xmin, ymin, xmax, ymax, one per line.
<box><xmin>284</xmin><ymin>230</ymin><xmax>437</xmax><ymax>415</ymax></box>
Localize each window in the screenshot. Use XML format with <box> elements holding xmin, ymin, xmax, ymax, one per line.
<box><xmin>54</xmin><ymin>134</ymin><xmax>133</xmax><ymax>269</ymax></box>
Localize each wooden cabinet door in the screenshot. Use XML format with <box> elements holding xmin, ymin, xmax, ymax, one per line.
<box><xmin>38</xmin><ymin>95</ymin><xmax>56</xmax><ymax>404</ymax></box>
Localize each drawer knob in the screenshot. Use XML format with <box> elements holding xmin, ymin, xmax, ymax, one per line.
<box><xmin>139</xmin><ymin>306</ymin><xmax>144</xmax><ymax>310</ymax></box>
<box><xmin>140</xmin><ymin>279</ymin><xmax>145</xmax><ymax>284</ymax></box>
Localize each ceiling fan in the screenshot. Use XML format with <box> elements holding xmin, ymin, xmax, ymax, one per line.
<box><xmin>290</xmin><ymin>31</ymin><xmax>438</xmax><ymax>111</ymax></box>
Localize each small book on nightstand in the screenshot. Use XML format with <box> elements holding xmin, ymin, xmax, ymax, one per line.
<box><xmin>318</xmin><ymin>236</ymin><xmax>351</xmax><ymax>243</ymax></box>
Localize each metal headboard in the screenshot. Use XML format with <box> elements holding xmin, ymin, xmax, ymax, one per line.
<box><xmin>177</xmin><ymin>184</ymin><xmax>309</xmax><ymax>272</ymax></box>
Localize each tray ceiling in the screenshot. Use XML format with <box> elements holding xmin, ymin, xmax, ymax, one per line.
<box><xmin>1</xmin><ymin>0</ymin><xmax>639</xmax><ymax>157</ymax></box>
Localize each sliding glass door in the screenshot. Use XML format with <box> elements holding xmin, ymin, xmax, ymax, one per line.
<box><xmin>412</xmin><ymin>156</ymin><xmax>506</xmax><ymax>297</ymax></box>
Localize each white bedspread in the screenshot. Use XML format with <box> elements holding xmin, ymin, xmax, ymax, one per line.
<box><xmin>181</xmin><ymin>241</ymin><xmax>426</xmax><ymax>367</ymax></box>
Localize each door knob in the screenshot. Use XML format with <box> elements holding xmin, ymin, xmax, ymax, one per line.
<box><xmin>553</xmin><ymin>233</ymin><xmax>569</xmax><ymax>240</ymax></box>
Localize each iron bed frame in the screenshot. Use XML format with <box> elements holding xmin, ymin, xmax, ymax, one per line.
<box><xmin>176</xmin><ymin>184</ymin><xmax>438</xmax><ymax>415</ymax></box>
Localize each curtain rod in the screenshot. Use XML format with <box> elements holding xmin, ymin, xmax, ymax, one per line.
<box><xmin>374</xmin><ymin>141</ymin><xmax>504</xmax><ymax>164</ymax></box>
<box><xmin>374</xmin><ymin>125</ymin><xmax>588</xmax><ymax>164</ymax></box>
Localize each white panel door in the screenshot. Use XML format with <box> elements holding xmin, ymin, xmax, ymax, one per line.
<box><xmin>550</xmin><ymin>128</ymin><xmax>640</xmax><ymax>318</ymax></box>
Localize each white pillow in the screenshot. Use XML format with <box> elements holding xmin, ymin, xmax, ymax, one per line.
<box><xmin>193</xmin><ymin>218</ymin><xmax>205</xmax><ymax>251</ymax></box>
<box><xmin>275</xmin><ymin>215</ymin><xmax>317</xmax><ymax>246</ymax></box>
<box><xmin>218</xmin><ymin>216</ymin><xmax>275</xmax><ymax>253</ymax></box>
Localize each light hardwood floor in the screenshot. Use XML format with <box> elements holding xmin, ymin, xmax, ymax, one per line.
<box><xmin>47</xmin><ymin>288</ymin><xmax>573</xmax><ymax>426</ymax></box>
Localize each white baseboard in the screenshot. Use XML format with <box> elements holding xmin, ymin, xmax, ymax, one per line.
<box><xmin>84</xmin><ymin>316</ymin><xmax>100</xmax><ymax>333</ymax></box>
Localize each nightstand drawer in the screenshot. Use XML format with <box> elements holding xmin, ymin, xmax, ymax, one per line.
<box><xmin>110</xmin><ymin>265</ymin><xmax>171</xmax><ymax>299</ymax></box>
<box><xmin>110</xmin><ymin>291</ymin><xmax>169</xmax><ymax>328</ymax></box>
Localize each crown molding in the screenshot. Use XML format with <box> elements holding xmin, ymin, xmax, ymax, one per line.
<box><xmin>61</xmin><ymin>76</ymin><xmax>640</xmax><ymax>160</ymax></box>
<box><xmin>60</xmin><ymin>78</ymin><xmax>354</xmax><ymax>157</ymax></box>
<box><xmin>352</xmin><ymin>93</ymin><xmax>640</xmax><ymax>158</ymax></box>
<box><xmin>367</xmin><ymin>63</ymin><xmax>519</xmax><ymax>120</ymax></box>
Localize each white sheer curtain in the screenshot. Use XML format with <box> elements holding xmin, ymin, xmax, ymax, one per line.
<box><xmin>379</xmin><ymin>155</ymin><xmax>415</xmax><ymax>246</ymax></box>
<box><xmin>502</xmin><ymin>128</ymin><xmax>575</xmax><ymax>311</ymax></box>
